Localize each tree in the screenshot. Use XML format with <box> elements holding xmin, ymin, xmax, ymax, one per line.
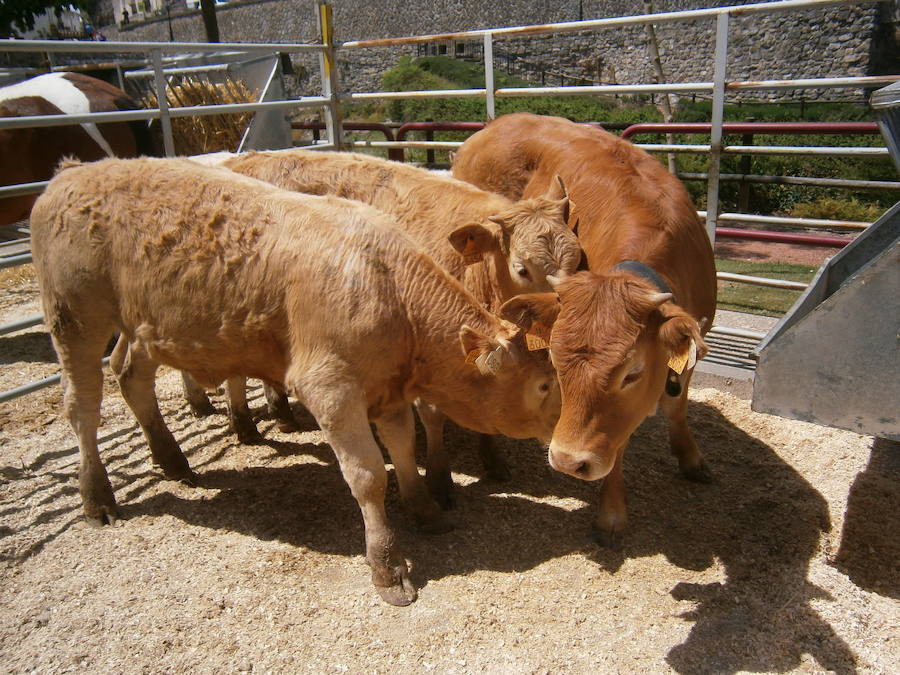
<box><xmin>1</xmin><ymin>0</ymin><xmax>101</xmax><ymax>38</ymax></box>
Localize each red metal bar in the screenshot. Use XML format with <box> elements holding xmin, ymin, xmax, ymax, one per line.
<box><xmin>620</xmin><ymin>121</ymin><xmax>880</xmax><ymax>140</ymax></box>
<box><xmin>290</xmin><ymin>121</ymin><xmax>397</xmax><ymax>156</ymax></box>
<box><xmin>716</xmin><ymin>227</ymin><xmax>852</xmax><ymax>248</ymax></box>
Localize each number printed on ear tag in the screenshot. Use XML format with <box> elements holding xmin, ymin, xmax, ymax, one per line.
<box><xmin>525</xmin><ymin>333</ymin><xmax>550</xmax><ymax>351</ymax></box>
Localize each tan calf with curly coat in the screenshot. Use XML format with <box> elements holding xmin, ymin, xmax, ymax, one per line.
<box><xmin>216</xmin><ymin>149</ymin><xmax>581</xmax><ymax>502</ymax></box>
<box><xmin>31</xmin><ymin>157</ymin><xmax>560</xmax><ymax>606</ymax></box>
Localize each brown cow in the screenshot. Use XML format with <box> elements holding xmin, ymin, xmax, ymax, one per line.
<box><xmin>204</xmin><ymin>149</ymin><xmax>581</xmax><ymax>502</ymax></box>
<box><xmin>31</xmin><ymin>157</ymin><xmax>560</xmax><ymax>605</ymax></box>
<box><xmin>0</xmin><ymin>72</ymin><xmax>156</xmax><ymax>227</ymax></box>
<box><xmin>452</xmin><ymin>112</ymin><xmax>717</xmax><ymax>545</ymax></box>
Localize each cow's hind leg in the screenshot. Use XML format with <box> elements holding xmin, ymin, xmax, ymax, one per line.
<box><xmin>225</xmin><ymin>377</ymin><xmax>263</xmax><ymax>444</ymax></box>
<box><xmin>660</xmin><ymin>369</ymin><xmax>711</xmax><ymax>483</ymax></box>
<box><xmin>110</xmin><ymin>338</ymin><xmax>195</xmax><ymax>484</ymax></box>
<box><xmin>300</xmin><ymin>383</ymin><xmax>416</xmax><ymax>606</ymax></box>
<box><xmin>418</xmin><ymin>400</ymin><xmax>456</xmax><ymax>509</ymax></box>
<box><xmin>181</xmin><ymin>371</ymin><xmax>216</xmax><ymax>417</ymax></box>
<box><xmin>51</xmin><ymin>317</ymin><xmax>117</xmax><ymax>526</ymax></box>
<box><xmin>376</xmin><ymin>405</ymin><xmax>452</xmax><ymax>534</ymax></box>
<box><xmin>263</xmin><ymin>383</ymin><xmax>299</xmax><ymax>433</ymax></box>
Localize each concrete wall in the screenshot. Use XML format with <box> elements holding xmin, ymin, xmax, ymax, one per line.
<box><xmin>96</xmin><ymin>0</ymin><xmax>898</xmax><ymax>103</ymax></box>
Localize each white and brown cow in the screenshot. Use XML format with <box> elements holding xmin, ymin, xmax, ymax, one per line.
<box><xmin>0</xmin><ymin>71</ymin><xmax>156</xmax><ymax>227</ymax></box>
<box><xmin>452</xmin><ymin>112</ymin><xmax>717</xmax><ymax>545</ymax></box>
<box><xmin>31</xmin><ymin>156</ymin><xmax>560</xmax><ymax>605</ymax></box>
<box><xmin>202</xmin><ymin>149</ymin><xmax>581</xmax><ymax>502</ymax></box>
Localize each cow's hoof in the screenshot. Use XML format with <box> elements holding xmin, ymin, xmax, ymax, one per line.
<box><xmin>425</xmin><ymin>475</ymin><xmax>456</xmax><ymax>510</ymax></box>
<box><xmin>682</xmin><ymin>460</ymin><xmax>713</xmax><ymax>484</ymax></box>
<box><xmin>233</xmin><ymin>422</ymin><xmax>263</xmax><ymax>445</ymax></box>
<box><xmin>84</xmin><ymin>503</ymin><xmax>119</xmax><ymax>528</ymax></box>
<box><xmin>167</xmin><ymin>467</ymin><xmax>198</xmax><ymax>487</ymax></box>
<box><xmin>187</xmin><ymin>399</ymin><xmax>217</xmax><ymax>418</ymax></box>
<box><xmin>376</xmin><ymin>576</ymin><xmax>417</xmax><ymax>606</ymax></box>
<box><xmin>275</xmin><ymin>419</ymin><xmax>299</xmax><ymax>433</ymax></box>
<box><xmin>591</xmin><ymin>523</ymin><xmax>624</xmax><ymax>550</ymax></box>
<box><xmin>414</xmin><ymin>511</ymin><xmax>455</xmax><ymax>535</ymax></box>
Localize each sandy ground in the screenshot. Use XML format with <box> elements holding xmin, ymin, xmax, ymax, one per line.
<box><xmin>1</xmin><ymin>254</ymin><xmax>897</xmax><ymax>674</ymax></box>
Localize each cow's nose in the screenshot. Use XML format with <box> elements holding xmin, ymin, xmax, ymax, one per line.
<box><xmin>548</xmin><ymin>449</ymin><xmax>591</xmax><ymax>478</ymax></box>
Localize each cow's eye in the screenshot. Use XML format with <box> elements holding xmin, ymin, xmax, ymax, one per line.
<box><xmin>538</xmin><ymin>381</ymin><xmax>551</xmax><ymax>394</ymax></box>
<box><xmin>622</xmin><ymin>369</ymin><xmax>643</xmax><ymax>387</ymax></box>
<box><xmin>514</xmin><ymin>263</ymin><xmax>530</xmax><ymax>278</ymax></box>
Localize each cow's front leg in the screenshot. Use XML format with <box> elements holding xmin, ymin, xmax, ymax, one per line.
<box><xmin>660</xmin><ymin>369</ymin><xmax>712</xmax><ymax>483</ymax></box>
<box><xmin>376</xmin><ymin>405</ymin><xmax>452</xmax><ymax>534</ymax></box>
<box><xmin>305</xmin><ymin>387</ymin><xmax>416</xmax><ymax>606</ymax></box>
<box><xmin>593</xmin><ymin>447</ymin><xmax>627</xmax><ymax>548</ymax></box>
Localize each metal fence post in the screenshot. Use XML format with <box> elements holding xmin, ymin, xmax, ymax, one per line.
<box><xmin>483</xmin><ymin>32</ymin><xmax>495</xmax><ymax>120</ymax></box>
<box><xmin>318</xmin><ymin>1</ymin><xmax>344</xmax><ymax>150</ymax></box>
<box><xmin>150</xmin><ymin>48</ymin><xmax>175</xmax><ymax>156</ymax></box>
<box><xmin>704</xmin><ymin>11</ymin><xmax>730</xmax><ymax>245</ymax></box>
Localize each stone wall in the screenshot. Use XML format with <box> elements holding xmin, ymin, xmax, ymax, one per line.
<box><xmin>96</xmin><ymin>0</ymin><xmax>898</xmax><ymax>103</ymax></box>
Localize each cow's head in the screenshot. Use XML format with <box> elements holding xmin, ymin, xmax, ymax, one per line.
<box><xmin>441</xmin><ymin>324</ymin><xmax>561</xmax><ymax>443</ymax></box>
<box><xmin>448</xmin><ymin>176</ymin><xmax>582</xmax><ymax>297</ymax></box>
<box><xmin>501</xmin><ymin>270</ymin><xmax>706</xmax><ymax>480</ymax></box>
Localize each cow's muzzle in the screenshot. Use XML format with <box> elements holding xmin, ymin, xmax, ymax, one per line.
<box><xmin>547</xmin><ymin>445</ymin><xmax>612</xmax><ymax>481</ymax></box>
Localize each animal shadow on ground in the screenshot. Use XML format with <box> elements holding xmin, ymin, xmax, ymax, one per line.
<box><xmin>0</xmin><ymin>331</ymin><xmax>56</xmax><ymax>365</ymax></box>
<box><xmin>6</xmin><ymin>390</ymin><xmax>857</xmax><ymax>674</ymax></box>
<box><xmin>833</xmin><ymin>436</ymin><xmax>900</xmax><ymax>600</ymax></box>
<box><xmin>436</xmin><ymin>400</ymin><xmax>859</xmax><ymax>674</ymax></box>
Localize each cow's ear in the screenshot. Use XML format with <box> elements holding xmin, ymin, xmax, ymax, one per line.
<box><xmin>500</xmin><ymin>293</ymin><xmax>560</xmax><ymax>341</ymax></box>
<box><xmin>448</xmin><ymin>222</ymin><xmax>501</xmax><ymax>264</ymax></box>
<box><xmin>459</xmin><ymin>325</ymin><xmax>505</xmax><ymax>375</ymax></box>
<box><xmin>658</xmin><ymin>303</ymin><xmax>708</xmax><ymax>371</ymax></box>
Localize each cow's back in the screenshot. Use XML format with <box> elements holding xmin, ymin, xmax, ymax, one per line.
<box><xmin>30</xmin><ymin>157</ymin><xmax>421</xmax><ymax>394</ymax></box>
<box><xmin>453</xmin><ymin>112</ymin><xmax>716</xmax><ymax>323</ymax></box>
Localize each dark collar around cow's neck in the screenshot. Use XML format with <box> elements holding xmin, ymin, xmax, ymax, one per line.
<box><xmin>613</xmin><ymin>260</ymin><xmax>675</xmax><ymax>300</ymax></box>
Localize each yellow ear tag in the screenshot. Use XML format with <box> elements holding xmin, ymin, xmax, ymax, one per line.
<box><xmin>525</xmin><ymin>333</ymin><xmax>550</xmax><ymax>351</ymax></box>
<box><xmin>667</xmin><ymin>338</ymin><xmax>697</xmax><ymax>375</ymax></box>
<box><xmin>462</xmin><ymin>238</ymin><xmax>483</xmax><ymax>265</ymax></box>
<box><xmin>465</xmin><ymin>349</ymin><xmax>481</xmax><ymax>366</ymax></box>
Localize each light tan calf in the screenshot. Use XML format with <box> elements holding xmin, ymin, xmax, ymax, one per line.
<box><xmin>31</xmin><ymin>157</ymin><xmax>560</xmax><ymax>606</ymax></box>
<box><xmin>214</xmin><ymin>149</ymin><xmax>581</xmax><ymax>503</ymax></box>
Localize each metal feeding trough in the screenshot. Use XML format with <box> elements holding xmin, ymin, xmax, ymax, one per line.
<box><xmin>751</xmin><ymin>81</ymin><xmax>900</xmax><ymax>441</ymax></box>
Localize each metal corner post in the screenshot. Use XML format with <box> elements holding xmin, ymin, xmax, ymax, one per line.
<box><xmin>704</xmin><ymin>11</ymin><xmax>729</xmax><ymax>245</ymax></box>
<box><xmin>150</xmin><ymin>48</ymin><xmax>175</xmax><ymax>157</ymax></box>
<box><xmin>318</xmin><ymin>2</ymin><xmax>344</xmax><ymax>150</ymax></box>
<box><xmin>483</xmin><ymin>32</ymin><xmax>495</xmax><ymax>120</ymax></box>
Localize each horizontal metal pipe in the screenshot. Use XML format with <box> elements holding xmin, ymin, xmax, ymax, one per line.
<box><xmin>728</xmin><ymin>74</ymin><xmax>900</xmax><ymax>90</ymax></box>
<box><xmin>0</xmin><ymin>315</ymin><xmax>43</xmax><ymax>336</ymax></box>
<box><xmin>635</xmin><ymin>143</ymin><xmax>889</xmax><ymax>156</ymax></box>
<box><xmin>716</xmin><ymin>212</ymin><xmax>870</xmax><ymax>230</ymax></box>
<box><xmin>339</xmin><ymin>0</ymin><xmax>863</xmax><ymax>47</ymax></box>
<box><xmin>0</xmin><ymin>97</ymin><xmax>329</xmax><ymax>131</ymax></box>
<box><xmin>724</xmin><ymin>144</ymin><xmax>889</xmax><ymax>157</ymax></box>
<box><xmin>621</xmin><ymin>121</ymin><xmax>880</xmax><ymax>140</ymax></box>
<box><xmin>0</xmin><ymin>181</ymin><xmax>46</xmax><ymax>198</ymax></box>
<box><xmin>0</xmin><ymin>39</ymin><xmax>324</xmax><ymax>54</ymax></box>
<box><xmin>344</xmin><ymin>89</ymin><xmax>486</xmax><ymax>101</ymax></box>
<box><xmin>716</xmin><ymin>227</ymin><xmax>852</xmax><ymax>248</ymax></box>
<box><xmin>497</xmin><ymin>82</ymin><xmax>714</xmax><ymax>97</ymax></box>
<box><xmin>0</xmin><ymin>253</ymin><xmax>32</xmax><ymax>270</ymax></box>
<box><xmin>0</xmin><ymin>357</ymin><xmax>110</xmax><ymax>404</ymax></box>
<box><xmin>677</xmin><ymin>172</ymin><xmax>900</xmax><ymax>191</ymax></box>
<box><xmin>346</xmin><ymin>140</ymin><xmax>463</xmax><ymax>150</ymax></box>
<box><xmin>717</xmin><ymin>271</ymin><xmax>809</xmax><ymax>290</ymax></box>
